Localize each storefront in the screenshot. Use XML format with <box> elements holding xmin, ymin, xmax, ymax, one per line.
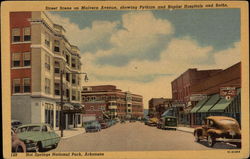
<box><xmin>190</xmin><ymin>88</ymin><xmax>241</xmax><ymax>126</ymax></box>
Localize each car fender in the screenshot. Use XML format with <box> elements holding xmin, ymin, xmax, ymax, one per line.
<box><xmin>207</xmin><ymin>129</ymin><xmax>222</xmax><ymax>137</ymax></box>
<box><xmin>194</xmin><ymin>128</ymin><xmax>203</xmax><ymax>136</ymax></box>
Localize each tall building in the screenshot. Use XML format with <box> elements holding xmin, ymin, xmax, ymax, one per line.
<box><xmin>10</xmin><ymin>12</ymin><xmax>83</xmax><ymax>130</ymax></box>
<box><xmin>82</xmin><ymin>85</ymin><xmax>144</xmax><ymax>120</ymax></box>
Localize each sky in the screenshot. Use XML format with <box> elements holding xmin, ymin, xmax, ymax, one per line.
<box><xmin>47</xmin><ymin>9</ymin><xmax>240</xmax><ymax>109</ymax></box>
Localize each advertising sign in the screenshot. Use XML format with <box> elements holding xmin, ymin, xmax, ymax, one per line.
<box><xmin>190</xmin><ymin>94</ymin><xmax>207</xmax><ymax>101</ymax></box>
<box><xmin>220</xmin><ymin>87</ymin><xmax>237</xmax><ymax>97</ymax></box>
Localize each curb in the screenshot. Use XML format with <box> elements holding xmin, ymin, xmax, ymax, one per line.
<box><xmin>177</xmin><ymin>128</ymin><xmax>194</xmax><ymax>134</ymax></box>
<box><xmin>61</xmin><ymin>131</ymin><xmax>85</xmax><ymax>139</ymax></box>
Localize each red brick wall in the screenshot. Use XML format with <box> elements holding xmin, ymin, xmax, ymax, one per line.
<box><xmin>10</xmin><ymin>12</ymin><xmax>32</xmax><ymax>94</ymax></box>
<box><xmin>191</xmin><ymin>62</ymin><xmax>241</xmax><ymax>95</ymax></box>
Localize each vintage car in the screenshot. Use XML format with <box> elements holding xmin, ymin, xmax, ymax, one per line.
<box><xmin>194</xmin><ymin>116</ymin><xmax>241</xmax><ymax>148</ymax></box>
<box><xmin>157</xmin><ymin>116</ymin><xmax>177</xmax><ymax>130</ymax></box>
<box><xmin>84</xmin><ymin>120</ymin><xmax>101</xmax><ymax>132</ymax></box>
<box><xmin>11</xmin><ymin>128</ymin><xmax>26</xmax><ymax>152</ymax></box>
<box><xmin>15</xmin><ymin>123</ymin><xmax>60</xmax><ymax>152</ymax></box>
<box><xmin>99</xmin><ymin>120</ymin><xmax>109</xmax><ymax>129</ymax></box>
<box><xmin>146</xmin><ymin>118</ymin><xmax>158</xmax><ymax>126</ymax></box>
<box><xmin>11</xmin><ymin>120</ymin><xmax>22</xmax><ymax>130</ymax></box>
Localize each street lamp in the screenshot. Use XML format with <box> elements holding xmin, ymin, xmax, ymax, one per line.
<box><xmin>60</xmin><ymin>71</ymin><xmax>88</xmax><ymax>137</ymax></box>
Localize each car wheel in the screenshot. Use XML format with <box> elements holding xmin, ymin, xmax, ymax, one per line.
<box><xmin>52</xmin><ymin>143</ymin><xmax>58</xmax><ymax>149</ymax></box>
<box><xmin>16</xmin><ymin>145</ymin><xmax>24</xmax><ymax>152</ymax></box>
<box><xmin>207</xmin><ymin>135</ymin><xmax>215</xmax><ymax>147</ymax></box>
<box><xmin>236</xmin><ymin>143</ymin><xmax>241</xmax><ymax>148</ymax></box>
<box><xmin>194</xmin><ymin>131</ymin><xmax>200</xmax><ymax>142</ymax></box>
<box><xmin>36</xmin><ymin>142</ymin><xmax>43</xmax><ymax>152</ymax></box>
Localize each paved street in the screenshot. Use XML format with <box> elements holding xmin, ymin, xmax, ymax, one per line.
<box><xmin>50</xmin><ymin>122</ymin><xmax>238</xmax><ymax>152</ymax></box>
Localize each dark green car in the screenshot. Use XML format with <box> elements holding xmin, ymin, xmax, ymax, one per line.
<box><xmin>158</xmin><ymin>116</ymin><xmax>177</xmax><ymax>130</ymax></box>
<box><xmin>15</xmin><ymin>123</ymin><xmax>60</xmax><ymax>152</ymax></box>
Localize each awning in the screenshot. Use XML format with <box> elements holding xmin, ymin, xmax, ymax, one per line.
<box><xmin>209</xmin><ymin>88</ymin><xmax>240</xmax><ymax>112</ymax></box>
<box><xmin>198</xmin><ymin>94</ymin><xmax>220</xmax><ymax>113</ymax></box>
<box><xmin>209</xmin><ymin>98</ymin><xmax>233</xmax><ymax>112</ymax></box>
<box><xmin>190</xmin><ymin>97</ymin><xmax>209</xmax><ymax>113</ymax></box>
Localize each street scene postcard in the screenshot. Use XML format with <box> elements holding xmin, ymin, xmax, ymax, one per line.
<box><xmin>1</xmin><ymin>1</ymin><xmax>249</xmax><ymax>159</ymax></box>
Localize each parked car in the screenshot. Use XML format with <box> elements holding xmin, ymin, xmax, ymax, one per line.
<box><xmin>11</xmin><ymin>120</ymin><xmax>22</xmax><ymax>130</ymax></box>
<box><xmin>84</xmin><ymin>120</ymin><xmax>101</xmax><ymax>132</ymax></box>
<box><xmin>146</xmin><ymin>118</ymin><xmax>158</xmax><ymax>126</ymax></box>
<box><xmin>99</xmin><ymin>121</ymin><xmax>109</xmax><ymax>129</ymax></box>
<box><xmin>11</xmin><ymin>128</ymin><xmax>26</xmax><ymax>152</ymax></box>
<box><xmin>120</xmin><ymin>120</ymin><xmax>126</xmax><ymax>124</ymax></box>
<box><xmin>194</xmin><ymin>116</ymin><xmax>241</xmax><ymax>148</ymax></box>
<box><xmin>158</xmin><ymin>116</ymin><xmax>177</xmax><ymax>130</ymax></box>
<box><xmin>15</xmin><ymin>123</ymin><xmax>60</xmax><ymax>152</ymax></box>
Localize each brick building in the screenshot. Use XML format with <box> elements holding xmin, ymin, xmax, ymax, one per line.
<box><xmin>11</xmin><ymin>12</ymin><xmax>84</xmax><ymax>130</ymax></box>
<box><xmin>82</xmin><ymin>85</ymin><xmax>144</xmax><ymax>120</ymax></box>
<box><xmin>190</xmin><ymin>62</ymin><xmax>241</xmax><ymax>126</ymax></box>
<box><xmin>148</xmin><ymin>98</ymin><xmax>172</xmax><ymax>118</ymax></box>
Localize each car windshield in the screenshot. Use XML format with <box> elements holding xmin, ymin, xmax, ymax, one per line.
<box><xmin>219</xmin><ymin>119</ymin><xmax>236</xmax><ymax>125</ymax></box>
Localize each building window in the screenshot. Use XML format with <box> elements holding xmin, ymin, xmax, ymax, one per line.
<box><xmin>71</xmin><ymin>58</ymin><xmax>76</xmax><ymax>68</ymax></box>
<box><xmin>54</xmin><ymin>61</ymin><xmax>60</xmax><ymax>74</ymax></box>
<box><xmin>23</xmin><ymin>27</ymin><xmax>31</xmax><ymax>41</ymax></box>
<box><xmin>90</xmin><ymin>106</ymin><xmax>94</xmax><ymax>111</ymax></box>
<box><xmin>72</xmin><ymin>74</ymin><xmax>76</xmax><ymax>84</ymax></box>
<box><xmin>54</xmin><ymin>40</ymin><xmax>60</xmax><ymax>52</ymax></box>
<box><xmin>12</xmin><ymin>53</ymin><xmax>21</xmax><ymax>67</ymax></box>
<box><xmin>45</xmin><ymin>78</ymin><xmax>51</xmax><ymax>94</ymax></box>
<box><xmin>45</xmin><ymin>54</ymin><xmax>50</xmax><ymax>71</ymax></box>
<box><xmin>44</xmin><ymin>32</ymin><xmax>50</xmax><ymax>47</ymax></box>
<box><xmin>54</xmin><ymin>83</ymin><xmax>60</xmax><ymax>95</ymax></box>
<box><xmin>23</xmin><ymin>78</ymin><xmax>31</xmax><ymax>92</ymax></box>
<box><xmin>12</xmin><ymin>28</ymin><xmax>21</xmax><ymax>42</ymax></box>
<box><xmin>66</xmin><ymin>54</ymin><xmax>70</xmax><ymax>65</ymax></box>
<box><xmin>23</xmin><ymin>52</ymin><xmax>31</xmax><ymax>66</ymax></box>
<box><xmin>72</xmin><ymin>90</ymin><xmax>76</xmax><ymax>100</ymax></box>
<box><xmin>66</xmin><ymin>73</ymin><xmax>70</xmax><ymax>82</ymax></box>
<box><xmin>68</xmin><ymin>114</ymin><xmax>73</xmax><ymax>125</ymax></box>
<box><xmin>13</xmin><ymin>79</ymin><xmax>21</xmax><ymax>93</ymax></box>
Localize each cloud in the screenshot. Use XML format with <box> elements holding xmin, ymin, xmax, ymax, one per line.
<box><xmin>213</xmin><ymin>42</ymin><xmax>240</xmax><ymax>69</ymax></box>
<box><xmin>47</xmin><ymin>11</ymin><xmax>240</xmax><ymax>109</ymax></box>
<box><xmin>46</xmin><ymin>12</ymin><xmax>118</xmax><ymax>52</ymax></box>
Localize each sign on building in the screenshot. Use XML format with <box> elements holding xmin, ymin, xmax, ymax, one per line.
<box><xmin>190</xmin><ymin>94</ymin><xmax>207</xmax><ymax>101</ymax></box>
<box><xmin>220</xmin><ymin>87</ymin><xmax>236</xmax><ymax>98</ymax></box>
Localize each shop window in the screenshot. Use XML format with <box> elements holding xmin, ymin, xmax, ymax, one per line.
<box><xmin>23</xmin><ymin>52</ymin><xmax>31</xmax><ymax>66</ymax></box>
<box><xmin>23</xmin><ymin>78</ymin><xmax>31</xmax><ymax>92</ymax></box>
<box><xmin>13</xmin><ymin>79</ymin><xmax>21</xmax><ymax>93</ymax></box>
<box><xmin>12</xmin><ymin>28</ymin><xmax>21</xmax><ymax>42</ymax></box>
<box><xmin>54</xmin><ymin>40</ymin><xmax>60</xmax><ymax>52</ymax></box>
<box><xmin>23</xmin><ymin>27</ymin><xmax>31</xmax><ymax>41</ymax></box>
<box><xmin>56</xmin><ymin>110</ymin><xmax>60</xmax><ymax>127</ymax></box>
<box><xmin>12</xmin><ymin>53</ymin><xmax>21</xmax><ymax>67</ymax></box>
<box><xmin>77</xmin><ymin>115</ymin><xmax>81</xmax><ymax>124</ymax></box>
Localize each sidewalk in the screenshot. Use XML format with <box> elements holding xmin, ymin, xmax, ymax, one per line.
<box><xmin>177</xmin><ymin>127</ymin><xmax>194</xmax><ymax>134</ymax></box>
<box><xmin>55</xmin><ymin>127</ymin><xmax>85</xmax><ymax>139</ymax></box>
